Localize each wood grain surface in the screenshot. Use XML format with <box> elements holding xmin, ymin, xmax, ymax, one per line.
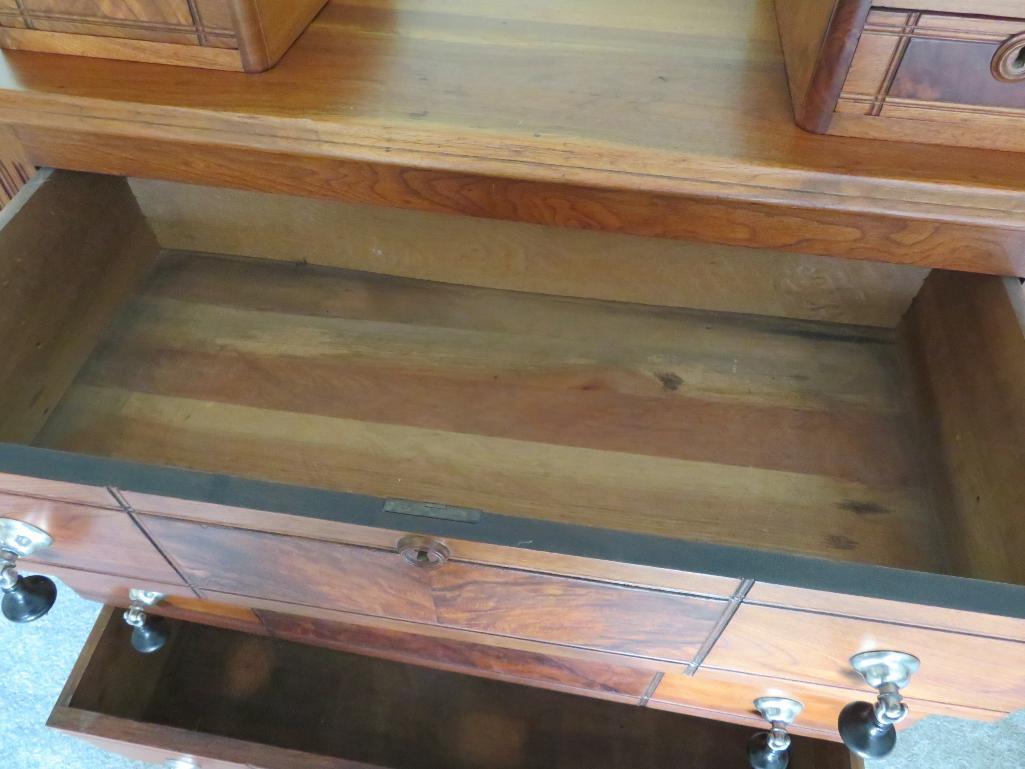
<box><xmin>35</xmin><ymin>251</ymin><xmax>944</xmax><ymax>571</ymax></box>
<box><xmin>138</xmin><ymin>516</ymin><xmax>439</xmax><ymax>623</ymax></box>
<box><xmin>0</xmin><ymin>471</ymin><xmax>117</xmax><ymax>508</ymax></box>
<box><xmin>703</xmin><ymin>604</ymin><xmax>1025</xmax><ymax>712</ymax></box>
<box><xmin>23</xmin><ymin>562</ymin><xmax>195</xmax><ymax>602</ymax></box>
<box><xmin>260</xmin><ymin>610</ymin><xmax>654</xmax><ymax>703</ymax></box>
<box><xmin>198</xmin><ymin>588</ymin><xmax>678</xmax><ymax>674</ymax></box>
<box><xmin>233</xmin><ymin>0</ymin><xmax>329</xmax><ymax>72</ymax></box>
<box><xmin>746</xmin><ymin>582</ymin><xmax>1025</xmax><ymax>642</ymax></box>
<box><xmin>0</xmin><ymin>493</ymin><xmax>184</xmax><ymax>583</ymax></box>
<box><xmin>0</xmin><ymin>0</ymin><xmax>327</xmax><ymax>71</ymax></box>
<box><xmin>1</xmin><ymin>0</ymin><xmax>1025</xmax><ymax>270</ymax></box>
<box><xmin>775</xmin><ymin>0</ymin><xmax>872</xmax><ymax>132</ymax></box>
<box><xmin>129</xmin><ymin>178</ymin><xmax>929</xmax><ymax>329</ymax></box>
<box><xmin>114</xmin><ymin>489</ymin><xmax>740</xmax><ymax>597</ymax></box>
<box><xmin>831</xmin><ymin>10</ymin><xmax>1025</xmax><ymax>151</ymax></box>
<box><xmin>900</xmin><ymin>272</ymin><xmax>1025</xmax><ymax>585</ymax></box>
<box><xmin>138</xmin><ymin>515</ymin><xmax>725</xmax><ymax>663</ymax></box>
<box><xmin>0</xmin><ymin>169</ymin><xmax>158</xmax><ymax>443</ymax></box>
<box><xmin>649</xmin><ymin>667</ymin><xmax>1007</xmax><ymax>739</ymax></box>
<box><xmin>0</xmin><ymin>125</ymin><xmax>32</xmax><ymax>205</ymax></box>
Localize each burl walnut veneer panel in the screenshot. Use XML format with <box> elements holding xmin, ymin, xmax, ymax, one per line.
<box><xmin>139</xmin><ymin>515</ymin><xmax>726</xmax><ymax>664</ymax></box>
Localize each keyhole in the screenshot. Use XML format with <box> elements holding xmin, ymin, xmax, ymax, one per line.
<box><xmin>415</xmin><ymin>549</ymin><xmax>430</xmax><ymax>564</ymax></box>
<box><xmin>1013</xmin><ymin>45</ymin><xmax>1025</xmax><ymax>75</ymax></box>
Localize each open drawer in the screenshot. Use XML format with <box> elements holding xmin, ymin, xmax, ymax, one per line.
<box><xmin>50</xmin><ymin>607</ymin><xmax>854</xmax><ymax>769</ymax></box>
<box><xmin>1</xmin><ymin>169</ymin><xmax>1024</xmax><ymax>725</ymax></box>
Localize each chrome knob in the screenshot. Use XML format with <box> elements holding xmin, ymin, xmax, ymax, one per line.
<box><xmin>397</xmin><ymin>535</ymin><xmax>450</xmax><ymax>570</ymax></box>
<box><xmin>0</xmin><ymin>518</ymin><xmax>56</xmax><ymax>623</ymax></box>
<box><xmin>838</xmin><ymin>650</ymin><xmax>920</xmax><ymax>759</ymax></box>
<box><xmin>748</xmin><ymin>697</ymin><xmax>802</xmax><ymax>769</ymax></box>
<box><xmin>124</xmin><ymin>589</ymin><xmax>170</xmax><ymax>654</ymax></box>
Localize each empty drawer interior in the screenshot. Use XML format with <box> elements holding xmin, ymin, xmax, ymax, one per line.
<box><xmin>2</xmin><ymin>170</ymin><xmax>1023</xmax><ymax>588</ymax></box>
<box><xmin>53</xmin><ymin>608</ymin><xmax>848</xmax><ymax>769</ymax></box>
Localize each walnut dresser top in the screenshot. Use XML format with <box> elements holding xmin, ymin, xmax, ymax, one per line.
<box><xmin>0</xmin><ymin>0</ymin><xmax>1023</xmax><ymax>273</ymax></box>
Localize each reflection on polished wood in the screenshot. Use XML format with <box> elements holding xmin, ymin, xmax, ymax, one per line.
<box><xmin>1</xmin><ymin>0</ymin><xmax>1024</xmax><ymax>271</ymax></box>
<box><xmin>52</xmin><ymin>610</ymin><xmax>854</xmax><ymax>769</ymax></box>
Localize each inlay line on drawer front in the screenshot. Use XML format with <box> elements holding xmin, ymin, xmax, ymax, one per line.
<box><xmin>138</xmin><ymin>515</ymin><xmax>726</xmax><ymax>664</ymax></box>
<box><xmin>117</xmin><ymin>489</ymin><xmax>740</xmax><ymax>598</ymax></box>
<box><xmin>702</xmin><ymin>604</ymin><xmax>1025</xmax><ymax>712</ymax></box>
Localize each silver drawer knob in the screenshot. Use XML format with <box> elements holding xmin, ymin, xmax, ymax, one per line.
<box><xmin>0</xmin><ymin>518</ymin><xmax>57</xmax><ymax>623</ymax></box>
<box><xmin>838</xmin><ymin>650</ymin><xmax>920</xmax><ymax>759</ymax></box>
<box><xmin>748</xmin><ymin>696</ymin><xmax>802</xmax><ymax>769</ymax></box>
<box><xmin>124</xmin><ymin>589</ymin><xmax>170</xmax><ymax>655</ymax></box>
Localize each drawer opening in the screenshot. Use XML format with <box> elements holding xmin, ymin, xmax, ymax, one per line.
<box><xmin>3</xmin><ymin>170</ymin><xmax>1023</xmax><ymax>590</ymax></box>
<box><xmin>51</xmin><ymin>608</ymin><xmax>849</xmax><ymax>769</ymax></box>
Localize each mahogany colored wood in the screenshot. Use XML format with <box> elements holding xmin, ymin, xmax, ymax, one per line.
<box><xmin>0</xmin><ymin>169</ymin><xmax>158</xmax><ymax>444</ymax></box>
<box><xmin>53</xmin><ymin>610</ymin><xmax>853</xmax><ymax>769</ymax></box>
<box><xmin>747</xmin><ymin>582</ymin><xmax>1025</xmax><ymax>642</ymax></box>
<box><xmin>201</xmin><ymin>589</ymin><xmax>674</xmax><ymax>674</ymax></box>
<box><xmin>139</xmin><ymin>516</ymin><xmax>439</xmax><ymax>622</ymax></box>
<box><xmin>0</xmin><ymin>471</ymin><xmax>118</xmax><ymax>508</ymax></box>
<box><xmin>0</xmin><ymin>493</ymin><xmax>184</xmax><ymax>583</ymax></box>
<box><xmin>0</xmin><ymin>0</ymin><xmax>327</xmax><ymax>71</ymax></box>
<box><xmin>259</xmin><ymin>610</ymin><xmax>654</xmax><ymax>703</ymax></box>
<box><xmin>29</xmin><ymin>562</ymin><xmax>196</xmax><ymax>602</ymax></box>
<box><xmin>648</xmin><ymin>667</ymin><xmax>1007</xmax><ymax>740</ymax></box>
<box><xmin>39</xmin><ymin>567</ymin><xmax>267</xmax><ymax>634</ymax></box>
<box><xmin>2</xmin><ymin>0</ymin><xmax>1025</xmax><ymax>271</ymax></box>
<box><xmin>139</xmin><ymin>515</ymin><xmax>726</xmax><ymax>664</ymax></box>
<box><xmin>36</xmin><ymin>250</ymin><xmax>945</xmax><ymax>573</ymax></box>
<box><xmin>117</xmin><ymin>490</ymin><xmax>739</xmax><ymax>597</ymax></box>
<box><xmin>703</xmin><ymin>604</ymin><xmax>1025</xmax><ymax>712</ymax></box>
<box><xmin>128</xmin><ymin>178</ymin><xmax>929</xmax><ymax>329</ymax></box>
<box><xmin>900</xmin><ymin>273</ymin><xmax>1025</xmax><ymax>586</ymax></box>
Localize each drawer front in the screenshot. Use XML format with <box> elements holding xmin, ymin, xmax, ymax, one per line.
<box><xmin>839</xmin><ymin>10</ymin><xmax>1025</xmax><ymax>118</ymax></box>
<box><xmin>28</xmin><ymin>562</ymin><xmax>194</xmax><ymax>603</ymax></box>
<box><xmin>703</xmin><ymin>604</ymin><xmax>1025</xmax><ymax>712</ymax></box>
<box><xmin>0</xmin><ymin>0</ymin><xmax>237</xmax><ymax>47</ymax></box>
<box><xmin>40</xmin><ymin>565</ymin><xmax>266</xmax><ymax>635</ymax></box>
<box><xmin>647</xmin><ymin>668</ymin><xmax>1007</xmax><ymax>739</ymax></box>
<box><xmin>1</xmin><ymin>493</ymin><xmax>184</xmax><ymax>584</ymax></box>
<box><xmin>140</xmin><ymin>515</ymin><xmax>726</xmax><ymax>663</ymax></box>
<box><xmin>260</xmin><ymin>610</ymin><xmax>655</xmax><ymax>703</ymax></box>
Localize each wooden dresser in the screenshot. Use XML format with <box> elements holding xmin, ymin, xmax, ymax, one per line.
<box><xmin>0</xmin><ymin>0</ymin><xmax>1022</xmax><ymax>764</ymax></box>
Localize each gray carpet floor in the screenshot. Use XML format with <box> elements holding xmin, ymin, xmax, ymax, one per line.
<box><xmin>2</xmin><ymin>579</ymin><xmax>1022</xmax><ymax>768</ymax></box>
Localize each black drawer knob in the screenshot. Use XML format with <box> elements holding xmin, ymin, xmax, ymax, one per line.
<box><xmin>0</xmin><ymin>518</ymin><xmax>57</xmax><ymax>623</ymax></box>
<box><xmin>838</xmin><ymin>650</ymin><xmax>920</xmax><ymax>759</ymax></box>
<box><xmin>124</xmin><ymin>589</ymin><xmax>170</xmax><ymax>654</ymax></box>
<box><xmin>747</xmin><ymin>697</ymin><xmax>802</xmax><ymax>769</ymax></box>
